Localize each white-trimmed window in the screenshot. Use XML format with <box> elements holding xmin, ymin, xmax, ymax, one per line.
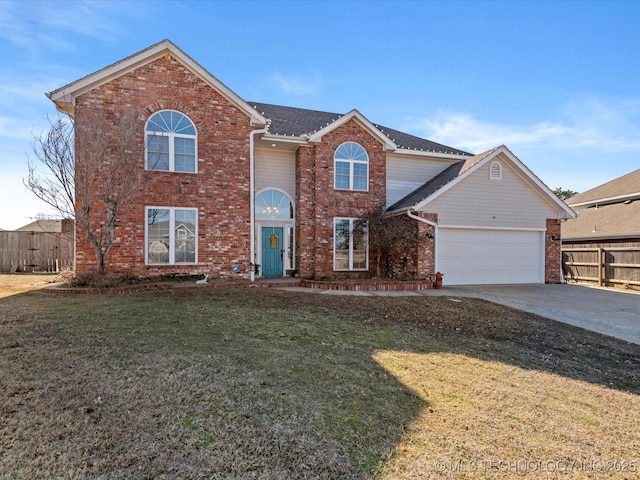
<box><xmin>489</xmin><ymin>161</ymin><xmax>502</xmax><ymax>180</ymax></box>
<box><xmin>334</xmin><ymin>218</ymin><xmax>368</xmax><ymax>271</ymax></box>
<box><xmin>334</xmin><ymin>142</ymin><xmax>369</xmax><ymax>191</ymax></box>
<box><xmin>146</xmin><ymin>207</ymin><xmax>197</xmax><ymax>264</ymax></box>
<box><xmin>146</xmin><ymin>110</ymin><xmax>197</xmax><ymax>172</ymax></box>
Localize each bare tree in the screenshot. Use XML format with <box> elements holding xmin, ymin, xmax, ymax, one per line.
<box><xmin>356</xmin><ymin>209</ymin><xmax>419</xmax><ymax>278</ymax></box>
<box><xmin>26</xmin><ymin>110</ymin><xmax>147</xmax><ymax>274</ymax></box>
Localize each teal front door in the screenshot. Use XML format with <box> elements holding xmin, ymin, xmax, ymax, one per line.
<box><xmin>261</xmin><ymin>227</ymin><xmax>283</xmax><ymax>276</ymax></box>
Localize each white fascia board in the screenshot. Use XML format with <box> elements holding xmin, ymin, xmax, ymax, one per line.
<box><xmin>498</xmin><ymin>146</ymin><xmax>577</xmax><ymax>219</ymax></box>
<box><xmin>307</xmin><ymin>109</ymin><xmax>397</xmax><ymax>150</ymax></box>
<box><xmin>393</xmin><ymin>148</ymin><xmax>471</xmax><ymax>160</ymax></box>
<box><xmin>47</xmin><ymin>40</ymin><xmax>267</xmax><ymax>126</ymax></box>
<box><xmin>569</xmin><ymin>192</ymin><xmax>640</xmax><ymax>208</ymax></box>
<box><xmin>261</xmin><ymin>133</ymin><xmax>307</xmax><ymax>145</ymax></box>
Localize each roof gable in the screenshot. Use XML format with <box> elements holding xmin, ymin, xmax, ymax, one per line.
<box><xmin>307</xmin><ymin>109</ymin><xmax>396</xmax><ymax>150</ymax></box>
<box><xmin>389</xmin><ymin>145</ymin><xmax>575</xmax><ymax>218</ymax></box>
<box><xmin>47</xmin><ymin>39</ymin><xmax>267</xmax><ymax>126</ymax></box>
<box><xmin>388</xmin><ymin>147</ymin><xmax>500</xmax><ymax>211</ymax></box>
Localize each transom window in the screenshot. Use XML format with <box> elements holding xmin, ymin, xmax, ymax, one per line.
<box><xmin>334</xmin><ymin>142</ymin><xmax>369</xmax><ymax>191</ymax></box>
<box><xmin>146</xmin><ymin>207</ymin><xmax>197</xmax><ymax>264</ymax></box>
<box><xmin>146</xmin><ymin>111</ymin><xmax>197</xmax><ymax>173</ymax></box>
<box><xmin>256</xmin><ymin>189</ymin><xmax>293</xmax><ymax>220</ymax></box>
<box><xmin>334</xmin><ymin>218</ymin><xmax>368</xmax><ymax>271</ymax></box>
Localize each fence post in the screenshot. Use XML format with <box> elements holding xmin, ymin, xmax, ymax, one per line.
<box><xmin>598</xmin><ymin>247</ymin><xmax>603</xmax><ymax>286</ymax></box>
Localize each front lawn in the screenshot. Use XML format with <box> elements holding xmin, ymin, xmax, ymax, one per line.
<box><xmin>1</xmin><ymin>286</ymin><xmax>639</xmax><ymax>479</ymax></box>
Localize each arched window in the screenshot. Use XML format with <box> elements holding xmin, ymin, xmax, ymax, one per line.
<box><xmin>489</xmin><ymin>161</ymin><xmax>502</xmax><ymax>180</ymax></box>
<box><xmin>255</xmin><ymin>189</ymin><xmax>293</xmax><ymax>220</ymax></box>
<box><xmin>334</xmin><ymin>142</ymin><xmax>368</xmax><ymax>191</ymax></box>
<box><xmin>146</xmin><ymin>110</ymin><xmax>197</xmax><ymax>172</ymax></box>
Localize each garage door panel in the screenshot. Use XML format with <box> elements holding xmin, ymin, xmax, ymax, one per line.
<box><xmin>438</xmin><ymin>229</ymin><xmax>543</xmax><ymax>285</ymax></box>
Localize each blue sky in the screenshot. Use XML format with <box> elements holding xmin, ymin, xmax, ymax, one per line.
<box><xmin>1</xmin><ymin>0</ymin><xmax>639</xmax><ymax>229</ymax></box>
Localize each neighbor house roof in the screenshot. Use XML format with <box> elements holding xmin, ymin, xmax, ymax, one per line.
<box><xmin>14</xmin><ymin>220</ymin><xmax>63</xmax><ymax>232</ymax></box>
<box><xmin>249</xmin><ymin>102</ymin><xmax>472</xmax><ymax>157</ymax></box>
<box><xmin>562</xmin><ymin>168</ymin><xmax>640</xmax><ymax>241</ymax></box>
<box><xmin>567</xmin><ymin>168</ymin><xmax>640</xmax><ymax>207</ymax></box>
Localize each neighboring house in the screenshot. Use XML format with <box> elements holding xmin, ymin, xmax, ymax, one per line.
<box><xmin>46</xmin><ymin>39</ymin><xmax>574</xmax><ymax>285</ymax></box>
<box><xmin>14</xmin><ymin>219</ymin><xmax>71</xmax><ymax>233</ymax></box>
<box><xmin>562</xmin><ymin>169</ymin><xmax>640</xmax><ymax>287</ymax></box>
<box><xmin>562</xmin><ymin>169</ymin><xmax>640</xmax><ymax>245</ymax></box>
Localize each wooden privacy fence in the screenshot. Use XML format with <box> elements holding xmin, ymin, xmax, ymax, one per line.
<box><xmin>562</xmin><ymin>246</ymin><xmax>640</xmax><ymax>287</ymax></box>
<box><xmin>0</xmin><ymin>231</ymin><xmax>73</xmax><ymax>273</ymax></box>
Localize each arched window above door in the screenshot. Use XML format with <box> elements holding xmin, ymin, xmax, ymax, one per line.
<box><xmin>255</xmin><ymin>189</ymin><xmax>293</xmax><ymax>220</ymax></box>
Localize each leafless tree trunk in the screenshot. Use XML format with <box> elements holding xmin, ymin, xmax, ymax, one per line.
<box><xmin>26</xmin><ymin>110</ymin><xmax>147</xmax><ymax>274</ymax></box>
<box><xmin>357</xmin><ymin>209</ymin><xmax>419</xmax><ymax>279</ymax></box>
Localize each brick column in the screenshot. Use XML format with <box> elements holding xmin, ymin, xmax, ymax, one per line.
<box><xmin>545</xmin><ymin>218</ymin><xmax>562</xmax><ymax>283</ymax></box>
<box><xmin>295</xmin><ymin>146</ymin><xmax>316</xmax><ymax>278</ymax></box>
<box><xmin>415</xmin><ymin>212</ymin><xmax>438</xmax><ymax>280</ymax></box>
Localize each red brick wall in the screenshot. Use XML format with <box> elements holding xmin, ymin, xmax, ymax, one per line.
<box><xmin>545</xmin><ymin>218</ymin><xmax>562</xmax><ymax>283</ymax></box>
<box><xmin>415</xmin><ymin>212</ymin><xmax>438</xmax><ymax>279</ymax></box>
<box><xmin>295</xmin><ymin>146</ymin><xmax>316</xmax><ymax>279</ymax></box>
<box><xmin>73</xmin><ymin>53</ymin><xmax>254</xmax><ymax>277</ymax></box>
<box><xmin>295</xmin><ymin>119</ymin><xmax>386</xmax><ymax>279</ymax></box>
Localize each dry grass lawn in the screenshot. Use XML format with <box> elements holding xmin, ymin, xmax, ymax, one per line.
<box><xmin>0</xmin><ymin>274</ymin><xmax>60</xmax><ymax>298</ymax></box>
<box><xmin>0</xmin><ymin>277</ymin><xmax>639</xmax><ymax>479</ymax></box>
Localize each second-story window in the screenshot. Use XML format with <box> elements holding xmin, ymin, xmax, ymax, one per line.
<box><xmin>146</xmin><ymin>110</ymin><xmax>197</xmax><ymax>173</ymax></box>
<box><xmin>334</xmin><ymin>142</ymin><xmax>368</xmax><ymax>191</ymax></box>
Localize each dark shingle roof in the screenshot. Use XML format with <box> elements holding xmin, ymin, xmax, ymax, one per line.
<box><xmin>248</xmin><ymin>102</ymin><xmax>472</xmax><ymax>156</ymax></box>
<box><xmin>567</xmin><ymin>168</ymin><xmax>640</xmax><ymax>206</ymax></box>
<box><xmin>249</xmin><ymin>102</ymin><xmax>342</xmax><ymax>137</ymax></box>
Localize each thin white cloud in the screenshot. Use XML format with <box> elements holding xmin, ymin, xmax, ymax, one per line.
<box><xmin>411</xmin><ymin>112</ymin><xmax>569</xmax><ymax>154</ymax></box>
<box><xmin>268</xmin><ymin>70</ymin><xmax>322</xmax><ymax>97</ymax></box>
<box><xmin>403</xmin><ymin>97</ymin><xmax>640</xmax><ymax>155</ymax></box>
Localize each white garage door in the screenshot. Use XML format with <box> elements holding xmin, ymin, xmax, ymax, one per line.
<box><xmin>437</xmin><ymin>228</ymin><xmax>544</xmax><ymax>285</ymax></box>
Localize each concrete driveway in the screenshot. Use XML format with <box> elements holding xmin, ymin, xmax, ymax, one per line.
<box><xmin>422</xmin><ymin>283</ymin><xmax>640</xmax><ymax>345</ymax></box>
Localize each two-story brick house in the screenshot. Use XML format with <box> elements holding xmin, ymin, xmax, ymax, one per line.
<box><xmin>47</xmin><ymin>40</ymin><xmax>575</xmax><ymax>285</ymax></box>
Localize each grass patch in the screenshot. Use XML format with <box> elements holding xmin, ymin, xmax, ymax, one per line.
<box><xmin>0</xmin><ymin>285</ymin><xmax>639</xmax><ymax>478</ymax></box>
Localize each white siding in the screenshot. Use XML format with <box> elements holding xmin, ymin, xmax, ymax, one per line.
<box><xmin>386</xmin><ymin>154</ymin><xmax>457</xmax><ymax>207</ymax></box>
<box><xmin>425</xmin><ymin>158</ymin><xmax>558</xmax><ymax>229</ymax></box>
<box><xmin>255</xmin><ymin>148</ymin><xmax>296</xmax><ymax>198</ymax></box>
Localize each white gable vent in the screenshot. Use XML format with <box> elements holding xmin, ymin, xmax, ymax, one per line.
<box><xmin>489</xmin><ymin>161</ymin><xmax>502</xmax><ymax>180</ymax></box>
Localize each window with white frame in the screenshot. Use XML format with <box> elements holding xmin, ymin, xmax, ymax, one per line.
<box><xmin>146</xmin><ymin>110</ymin><xmax>197</xmax><ymax>172</ymax></box>
<box><xmin>334</xmin><ymin>142</ymin><xmax>369</xmax><ymax>191</ymax></box>
<box><xmin>334</xmin><ymin>218</ymin><xmax>368</xmax><ymax>271</ymax></box>
<box><xmin>146</xmin><ymin>207</ymin><xmax>197</xmax><ymax>264</ymax></box>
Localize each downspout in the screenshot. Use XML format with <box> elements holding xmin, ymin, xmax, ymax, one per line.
<box><xmin>406</xmin><ymin>208</ymin><xmax>439</xmax><ymax>273</ymax></box>
<box><xmin>249</xmin><ymin>127</ymin><xmax>268</xmax><ymax>282</ymax></box>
